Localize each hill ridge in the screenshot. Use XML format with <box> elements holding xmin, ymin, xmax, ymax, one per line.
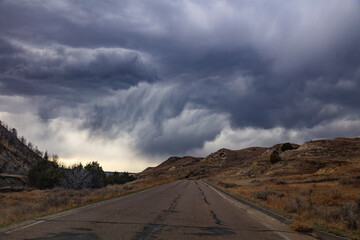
<box><xmin>137</xmin><ymin>137</ymin><xmax>360</xmax><ymax>181</ymax></box>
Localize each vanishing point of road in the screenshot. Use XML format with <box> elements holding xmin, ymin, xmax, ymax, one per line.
<box><xmin>0</xmin><ymin>180</ymin><xmax>314</xmax><ymax>240</ymax></box>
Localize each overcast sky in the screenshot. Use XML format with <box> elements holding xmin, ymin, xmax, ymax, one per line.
<box><xmin>1</xmin><ymin>0</ymin><xmax>360</xmax><ymax>172</ymax></box>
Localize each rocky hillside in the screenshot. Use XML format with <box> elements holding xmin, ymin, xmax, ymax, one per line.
<box><xmin>0</xmin><ymin>124</ymin><xmax>42</xmax><ymax>175</ymax></box>
<box><xmin>137</xmin><ymin>138</ymin><xmax>360</xmax><ymax>181</ymax></box>
<box><xmin>137</xmin><ymin>147</ymin><xmax>268</xmax><ymax>180</ymax></box>
<box><xmin>137</xmin><ymin>156</ymin><xmax>203</xmax><ymax>180</ymax></box>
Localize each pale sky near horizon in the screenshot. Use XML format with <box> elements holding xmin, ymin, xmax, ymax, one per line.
<box><xmin>1</xmin><ymin>0</ymin><xmax>360</xmax><ymax>172</ymax></box>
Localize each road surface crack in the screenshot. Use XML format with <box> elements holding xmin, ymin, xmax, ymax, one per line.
<box><xmin>134</xmin><ymin>194</ymin><xmax>181</xmax><ymax>240</ymax></box>
<box><xmin>198</xmin><ymin>186</ymin><xmax>210</xmax><ymax>205</ymax></box>
<box><xmin>210</xmin><ymin>210</ymin><xmax>222</xmax><ymax>225</ymax></box>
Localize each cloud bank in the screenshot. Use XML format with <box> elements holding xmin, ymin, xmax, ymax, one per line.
<box><xmin>1</xmin><ymin>0</ymin><xmax>359</xmax><ymax>171</ymax></box>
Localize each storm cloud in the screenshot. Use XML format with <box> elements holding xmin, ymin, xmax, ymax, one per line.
<box><xmin>1</xmin><ymin>0</ymin><xmax>360</xmax><ymax>169</ymax></box>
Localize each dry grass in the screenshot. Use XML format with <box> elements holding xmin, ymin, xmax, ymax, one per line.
<box><xmin>0</xmin><ymin>176</ymin><xmax>171</xmax><ymax>227</ymax></box>
<box><xmin>211</xmin><ymin>178</ymin><xmax>360</xmax><ymax>239</ymax></box>
<box><xmin>290</xmin><ymin>220</ymin><xmax>312</xmax><ymax>232</ymax></box>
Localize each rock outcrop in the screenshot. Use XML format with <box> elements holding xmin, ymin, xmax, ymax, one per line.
<box><xmin>0</xmin><ymin>124</ymin><xmax>42</xmax><ymax>175</ymax></box>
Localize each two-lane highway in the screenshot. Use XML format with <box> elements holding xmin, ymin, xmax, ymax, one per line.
<box><xmin>0</xmin><ymin>180</ymin><xmax>314</xmax><ymax>239</ymax></box>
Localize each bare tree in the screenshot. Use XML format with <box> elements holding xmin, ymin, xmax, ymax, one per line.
<box><xmin>60</xmin><ymin>166</ymin><xmax>92</xmax><ymax>189</ymax></box>
<box><xmin>43</xmin><ymin>151</ymin><xmax>49</xmax><ymax>160</ymax></box>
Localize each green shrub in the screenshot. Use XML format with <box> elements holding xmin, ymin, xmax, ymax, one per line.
<box><xmin>270</xmin><ymin>150</ymin><xmax>281</xmax><ymax>164</ymax></box>
<box><xmin>29</xmin><ymin>159</ymin><xmax>110</xmax><ymax>189</ymax></box>
<box><xmin>106</xmin><ymin>172</ymin><xmax>136</xmax><ymax>185</ymax></box>
<box><xmin>281</xmin><ymin>142</ymin><xmax>294</xmax><ymax>151</ymax></box>
<box><xmin>28</xmin><ymin>159</ymin><xmax>62</xmax><ymax>189</ymax></box>
<box><xmin>85</xmin><ymin>161</ymin><xmax>106</xmax><ymax>188</ymax></box>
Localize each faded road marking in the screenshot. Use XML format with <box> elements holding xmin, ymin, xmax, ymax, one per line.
<box><xmin>5</xmin><ymin>220</ymin><xmax>44</xmax><ymax>234</ymax></box>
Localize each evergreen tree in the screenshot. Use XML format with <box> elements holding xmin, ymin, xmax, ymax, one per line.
<box><xmin>85</xmin><ymin>161</ymin><xmax>106</xmax><ymax>188</ymax></box>
<box><xmin>44</xmin><ymin>151</ymin><xmax>49</xmax><ymax>161</ymax></box>
<box><xmin>270</xmin><ymin>150</ymin><xmax>281</xmax><ymax>164</ymax></box>
<box><xmin>281</xmin><ymin>142</ymin><xmax>294</xmax><ymax>152</ymax></box>
<box><xmin>28</xmin><ymin>159</ymin><xmax>62</xmax><ymax>189</ymax></box>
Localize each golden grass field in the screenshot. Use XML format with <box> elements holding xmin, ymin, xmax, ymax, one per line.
<box><xmin>197</xmin><ymin>139</ymin><xmax>360</xmax><ymax>239</ymax></box>
<box><xmin>210</xmin><ymin>175</ymin><xmax>360</xmax><ymax>239</ymax></box>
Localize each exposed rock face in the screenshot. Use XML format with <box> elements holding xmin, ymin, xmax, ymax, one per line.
<box><xmin>0</xmin><ymin>124</ymin><xmax>42</xmax><ymax>175</ymax></box>
<box><xmin>0</xmin><ymin>173</ymin><xmax>28</xmax><ymax>192</ymax></box>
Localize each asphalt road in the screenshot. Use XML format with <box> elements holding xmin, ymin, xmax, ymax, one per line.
<box><xmin>1</xmin><ymin>180</ymin><xmax>314</xmax><ymax>240</ymax></box>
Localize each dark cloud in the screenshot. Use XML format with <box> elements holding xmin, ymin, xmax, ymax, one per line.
<box><xmin>0</xmin><ymin>38</ymin><xmax>158</xmax><ymax>109</ymax></box>
<box><xmin>1</xmin><ymin>0</ymin><xmax>360</xmax><ymax>156</ymax></box>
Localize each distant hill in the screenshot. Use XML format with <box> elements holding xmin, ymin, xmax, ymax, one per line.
<box><xmin>137</xmin><ymin>138</ymin><xmax>360</xmax><ymax>181</ymax></box>
<box><xmin>104</xmin><ymin>171</ymin><xmax>136</xmax><ymax>176</ymax></box>
<box><xmin>136</xmin><ymin>147</ymin><xmax>268</xmax><ymax>180</ymax></box>
<box><xmin>0</xmin><ymin>123</ymin><xmax>43</xmax><ymax>175</ymax></box>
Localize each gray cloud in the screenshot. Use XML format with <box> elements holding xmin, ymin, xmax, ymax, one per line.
<box><xmin>1</xmin><ymin>0</ymin><xmax>360</xmax><ymax>157</ymax></box>
<box><xmin>0</xmin><ymin>39</ymin><xmax>157</xmax><ymax>95</ymax></box>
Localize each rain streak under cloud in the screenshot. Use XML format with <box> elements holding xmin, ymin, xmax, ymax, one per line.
<box><xmin>0</xmin><ymin>0</ymin><xmax>360</xmax><ymax>172</ymax></box>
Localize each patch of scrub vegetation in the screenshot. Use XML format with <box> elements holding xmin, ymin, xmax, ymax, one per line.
<box><xmin>281</xmin><ymin>142</ymin><xmax>294</xmax><ymax>152</ymax></box>
<box><xmin>28</xmin><ymin>156</ymin><xmax>135</xmax><ymax>190</ymax></box>
<box><xmin>215</xmin><ymin>180</ymin><xmax>360</xmax><ymax>239</ymax></box>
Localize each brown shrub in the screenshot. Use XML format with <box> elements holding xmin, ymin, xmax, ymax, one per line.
<box><xmin>218</xmin><ymin>181</ymin><xmax>238</xmax><ymax>188</ymax></box>
<box><xmin>339</xmin><ymin>177</ymin><xmax>360</xmax><ymax>187</ymax></box>
<box><xmin>284</xmin><ymin>199</ymin><xmax>298</xmax><ymax>213</ymax></box>
<box><xmin>339</xmin><ymin>177</ymin><xmax>355</xmax><ymax>185</ymax></box>
<box><xmin>300</xmin><ymin>188</ymin><xmax>313</xmax><ymax>196</ymax></box>
<box><xmin>341</xmin><ymin>199</ymin><xmax>360</xmax><ymax>230</ymax></box>
<box><xmin>253</xmin><ymin>189</ymin><xmax>276</xmax><ymax>201</ymax></box>
<box><xmin>284</xmin><ymin>196</ymin><xmax>312</xmax><ymax>214</ymax></box>
<box><xmin>290</xmin><ymin>220</ymin><xmax>312</xmax><ymax>232</ymax></box>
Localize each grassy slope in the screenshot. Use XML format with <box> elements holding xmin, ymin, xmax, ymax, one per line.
<box><xmin>208</xmin><ymin>143</ymin><xmax>360</xmax><ymax>240</ymax></box>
